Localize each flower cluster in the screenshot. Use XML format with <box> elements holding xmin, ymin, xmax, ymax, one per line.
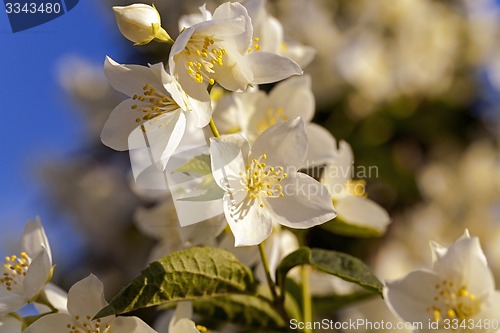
<box><xmin>7</xmin><ymin>1</ymin><xmax>500</xmax><ymax>332</ymax></box>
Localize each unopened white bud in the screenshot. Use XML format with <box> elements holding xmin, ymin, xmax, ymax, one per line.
<box><xmin>113</xmin><ymin>4</ymin><xmax>173</xmax><ymax>45</ymax></box>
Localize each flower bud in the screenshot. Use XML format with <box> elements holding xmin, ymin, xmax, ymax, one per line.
<box><xmin>113</xmin><ymin>4</ymin><xmax>173</xmax><ymax>45</ymax></box>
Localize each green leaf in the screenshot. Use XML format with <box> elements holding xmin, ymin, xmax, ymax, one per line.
<box><xmin>95</xmin><ymin>247</ymin><xmax>256</xmax><ymax>318</ymax></box>
<box><xmin>173</xmin><ymin>154</ymin><xmax>211</xmax><ymax>176</ymax></box>
<box><xmin>321</xmin><ymin>218</ymin><xmax>383</xmax><ymax>238</ymax></box>
<box><xmin>276</xmin><ymin>247</ymin><xmax>383</xmax><ymax>296</ymax></box>
<box><xmin>193</xmin><ymin>294</ymin><xmax>286</xmax><ymax>329</ymax></box>
<box><xmin>314</xmin><ymin>291</ymin><xmax>377</xmax><ymax>313</ymax></box>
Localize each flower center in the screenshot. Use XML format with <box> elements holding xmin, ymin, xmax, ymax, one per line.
<box><xmin>1</xmin><ymin>252</ymin><xmax>31</xmax><ymax>293</ymax></box>
<box><xmin>131</xmin><ymin>84</ymin><xmax>179</xmax><ymax>124</ymax></box>
<box><xmin>66</xmin><ymin>315</ymin><xmax>111</xmax><ymax>333</ymax></box>
<box><xmin>427</xmin><ymin>279</ymin><xmax>482</xmax><ymax>323</ymax></box>
<box><xmin>257</xmin><ymin>107</ymin><xmax>288</xmax><ymax>134</ymax></box>
<box><xmin>240</xmin><ymin>154</ymin><xmax>287</xmax><ymax>208</ymax></box>
<box><xmin>183</xmin><ymin>35</ymin><xmax>226</xmax><ymax>85</ymax></box>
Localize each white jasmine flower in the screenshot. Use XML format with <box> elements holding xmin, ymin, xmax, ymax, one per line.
<box><xmin>321</xmin><ymin>140</ymin><xmax>390</xmax><ymax>235</ymax></box>
<box><xmin>384</xmin><ymin>231</ymin><xmax>500</xmax><ymax>332</ymax></box>
<box><xmin>0</xmin><ymin>218</ymin><xmax>52</xmax><ymax>314</ymax></box>
<box><xmin>102</xmin><ymin>57</ymin><xmax>211</xmax><ymax>169</ymax></box>
<box><xmin>210</xmin><ymin>118</ymin><xmax>336</xmax><ymax>246</ymax></box>
<box><xmin>242</xmin><ymin>0</ymin><xmax>316</xmax><ymax>67</ymax></box>
<box><xmin>113</xmin><ymin>4</ymin><xmax>173</xmax><ymax>45</ymax></box>
<box><xmin>169</xmin><ymin>2</ymin><xmax>302</xmax><ymax>108</ymax></box>
<box><xmin>212</xmin><ymin>74</ymin><xmax>337</xmax><ymax>165</ymax></box>
<box><xmin>25</xmin><ymin>275</ymin><xmax>157</xmax><ymax>333</ymax></box>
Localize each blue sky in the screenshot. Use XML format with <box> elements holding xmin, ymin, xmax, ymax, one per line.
<box><xmin>0</xmin><ymin>1</ymin><xmax>123</xmax><ymax>254</ymax></box>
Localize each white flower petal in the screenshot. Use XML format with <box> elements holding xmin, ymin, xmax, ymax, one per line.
<box><xmin>282</xmin><ymin>43</ymin><xmax>316</xmax><ymax>68</ymax></box>
<box><xmin>141</xmin><ymin>109</ymin><xmax>186</xmax><ymax>170</ymax></box>
<box><xmin>170</xmin><ymin>301</ymin><xmax>193</xmax><ymax>329</ymax></box>
<box><xmin>251</xmin><ymin>117</ymin><xmax>307</xmax><ymax>168</ymax></box>
<box><xmin>266</xmin><ymin>173</ymin><xmax>336</xmax><ymax>229</ymax></box>
<box><xmin>35</xmin><ymin>283</ymin><xmax>68</xmax><ymax>314</ymax></box>
<box><xmin>223</xmin><ymin>192</ymin><xmax>273</xmax><ymax>247</ymax></box>
<box><xmin>322</xmin><ymin>140</ymin><xmax>354</xmax><ymax>193</ymax></box>
<box><xmin>0</xmin><ymin>286</ymin><xmax>25</xmax><ymax>314</ymax></box>
<box><xmin>110</xmin><ymin>316</ymin><xmax>157</xmax><ymax>333</ymax></box>
<box><xmin>23</xmin><ymin>247</ymin><xmax>51</xmax><ymax>300</ymax></box>
<box><xmin>212</xmin><ymin>47</ymin><xmax>253</xmax><ymax>91</ymax></box>
<box><xmin>433</xmin><ymin>234</ymin><xmax>495</xmax><ymax>296</ymax></box>
<box><xmin>247</xmin><ymin>51</ymin><xmax>302</xmax><ymax>84</ymax></box>
<box><xmin>170</xmin><ymin>318</ymin><xmax>200</xmax><ymax>333</ymax></box>
<box><xmin>335</xmin><ymin>196</ymin><xmax>390</xmax><ymax>232</ymax></box>
<box><xmin>384</xmin><ymin>269</ymin><xmax>442</xmax><ymax>323</ymax></box>
<box><xmin>479</xmin><ymin>291</ymin><xmax>500</xmax><ymax>321</ymax></box>
<box><xmin>24</xmin><ymin>313</ymin><xmax>73</xmax><ymax>333</ymax></box>
<box><xmin>212</xmin><ymin>2</ymin><xmax>253</xmax><ymax>53</ymax></box>
<box><xmin>101</xmin><ymin>99</ymin><xmax>146</xmax><ymax>151</ymax></box>
<box><xmin>67</xmin><ymin>275</ymin><xmax>108</xmax><ymax>319</ymax></box>
<box><xmin>268</xmin><ymin>75</ymin><xmax>314</xmax><ymax>122</ymax></box>
<box><xmin>429</xmin><ymin>241</ymin><xmax>447</xmax><ymax>264</ymax></box>
<box><xmin>305</xmin><ymin>123</ymin><xmax>337</xmax><ymax>166</ymax></box>
<box><xmin>210</xmin><ymin>135</ymin><xmax>249</xmax><ymax>191</ymax></box>
<box><xmin>104</xmin><ymin>57</ymin><xmax>160</xmax><ymax>97</ymax></box>
<box><xmin>0</xmin><ymin>314</ymin><xmax>22</xmax><ymax>333</ymax></box>
<box><xmin>20</xmin><ymin>217</ymin><xmax>51</xmax><ymax>263</ymax></box>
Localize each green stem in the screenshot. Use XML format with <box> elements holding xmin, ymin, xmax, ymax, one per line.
<box><xmin>258</xmin><ymin>243</ymin><xmax>290</xmax><ymax>323</ymax></box>
<box><xmin>301</xmin><ymin>265</ymin><xmax>313</xmax><ymax>333</ymax></box>
<box><xmin>258</xmin><ymin>243</ymin><xmax>279</xmax><ymax>301</ymax></box>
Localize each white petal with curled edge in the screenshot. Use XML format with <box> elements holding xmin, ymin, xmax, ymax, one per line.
<box><xmin>20</xmin><ymin>217</ymin><xmax>51</xmax><ymax>263</ymax></box>
<box><xmin>67</xmin><ymin>275</ymin><xmax>108</xmax><ymax>319</ymax></box>
<box><xmin>384</xmin><ymin>269</ymin><xmax>441</xmax><ymax>323</ymax></box>
<box><xmin>104</xmin><ymin>57</ymin><xmax>159</xmax><ymax>97</ymax></box>
<box><xmin>433</xmin><ymin>234</ymin><xmax>495</xmax><ymax>296</ymax></box>
<box><xmin>247</xmin><ymin>51</ymin><xmax>302</xmax><ymax>85</ymax></box>
<box><xmin>212</xmin><ymin>2</ymin><xmax>253</xmax><ymax>53</ymax></box>
<box><xmin>266</xmin><ymin>173</ymin><xmax>336</xmax><ymax>229</ymax></box>
<box><xmin>251</xmin><ymin>117</ymin><xmax>307</xmax><ymax>168</ymax></box>
<box><xmin>335</xmin><ymin>196</ymin><xmax>390</xmax><ymax>233</ymax></box>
